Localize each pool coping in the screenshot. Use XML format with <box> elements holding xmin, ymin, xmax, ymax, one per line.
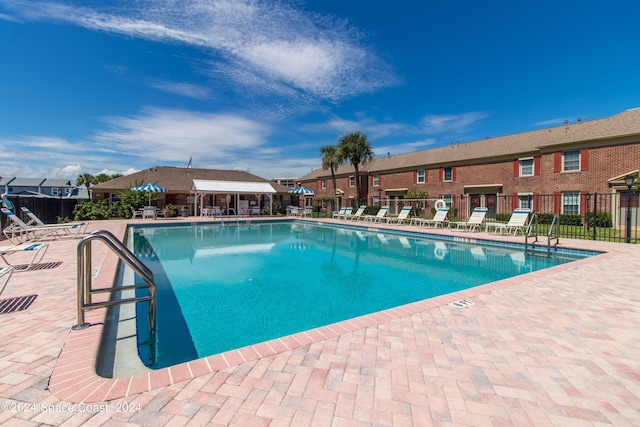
<box><xmin>47</xmin><ymin>218</ymin><xmax>620</xmax><ymax>403</ymax></box>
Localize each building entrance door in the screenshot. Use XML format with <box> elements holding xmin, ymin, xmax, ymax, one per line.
<box><xmin>486</xmin><ymin>194</ymin><xmax>497</xmax><ymax>218</ymax></box>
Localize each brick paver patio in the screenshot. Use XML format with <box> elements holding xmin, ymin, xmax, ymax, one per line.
<box><xmin>0</xmin><ymin>217</ymin><xmax>638</xmax><ymax>426</ymax></box>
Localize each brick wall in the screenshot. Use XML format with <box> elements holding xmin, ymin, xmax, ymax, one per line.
<box><xmin>304</xmin><ymin>140</ymin><xmax>640</xmax><ymax>204</ymax></box>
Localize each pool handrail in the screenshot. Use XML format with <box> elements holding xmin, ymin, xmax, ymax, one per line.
<box><xmin>525</xmin><ymin>213</ymin><xmax>560</xmax><ymax>255</ymax></box>
<box><xmin>72</xmin><ymin>229</ymin><xmax>157</xmax><ymax>365</ymax></box>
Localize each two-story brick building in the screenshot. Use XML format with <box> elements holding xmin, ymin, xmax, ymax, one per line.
<box><xmin>299</xmin><ymin>108</ymin><xmax>640</xmax><ymax>219</ymax></box>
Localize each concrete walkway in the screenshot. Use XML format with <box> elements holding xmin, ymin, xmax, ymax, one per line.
<box><xmin>0</xmin><ymin>217</ymin><xmax>638</xmax><ymax>426</ymax></box>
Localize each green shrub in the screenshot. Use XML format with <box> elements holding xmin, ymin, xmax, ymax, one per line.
<box><xmin>364</xmin><ymin>205</ymin><xmax>380</xmax><ymax>216</ymax></box>
<box><xmin>494</xmin><ymin>212</ymin><xmax>511</xmax><ymax>222</ymax></box>
<box><xmin>585</xmin><ymin>212</ymin><xmax>613</xmax><ymax>227</ymax></box>
<box><xmin>73</xmin><ymin>200</ymin><xmax>115</xmax><ymax>220</ymax></box>
<box><xmin>162</xmin><ymin>204</ymin><xmax>178</xmax><ymax>217</ymax></box>
<box><xmin>536</xmin><ymin>213</ymin><xmax>582</xmax><ymax>226</ymax></box>
<box><xmin>262</xmin><ymin>200</ymin><xmax>282</xmax><ymax>216</ymax></box>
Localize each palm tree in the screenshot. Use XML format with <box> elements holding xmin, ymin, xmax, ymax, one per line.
<box><xmin>337</xmin><ymin>131</ymin><xmax>374</xmax><ymax>206</ymax></box>
<box><xmin>75</xmin><ymin>173</ymin><xmax>95</xmax><ymax>188</ymax></box>
<box><xmin>320</xmin><ymin>145</ymin><xmax>341</xmax><ymax>211</ymax></box>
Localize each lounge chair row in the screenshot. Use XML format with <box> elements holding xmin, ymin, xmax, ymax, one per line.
<box><xmin>333</xmin><ymin>206</ymin><xmax>530</xmax><ymax>235</ymax></box>
<box><xmin>413</xmin><ymin>207</ymin><xmax>530</xmax><ymax>235</ymax></box>
<box><xmin>1</xmin><ymin>207</ymin><xmax>89</xmax><ymax>243</ymax></box>
<box><xmin>333</xmin><ymin>206</ymin><xmax>394</xmax><ymax>223</ymax></box>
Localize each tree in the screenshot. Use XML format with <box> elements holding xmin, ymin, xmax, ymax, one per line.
<box><xmin>75</xmin><ymin>173</ymin><xmax>95</xmax><ymax>188</ymax></box>
<box><xmin>320</xmin><ymin>145</ymin><xmax>341</xmax><ymax>210</ymax></box>
<box><xmin>94</xmin><ymin>173</ymin><xmax>121</xmax><ymax>184</ymax></box>
<box><xmin>337</xmin><ymin>131</ymin><xmax>374</xmax><ymax>206</ymax></box>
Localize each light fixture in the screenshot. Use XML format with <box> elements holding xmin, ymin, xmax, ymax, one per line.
<box><xmin>624</xmin><ymin>175</ymin><xmax>634</xmax><ymax>244</ymax></box>
<box><xmin>624</xmin><ymin>174</ymin><xmax>635</xmax><ymax>188</ymax></box>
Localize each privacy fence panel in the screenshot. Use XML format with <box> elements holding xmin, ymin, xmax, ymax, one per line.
<box><xmin>0</xmin><ymin>195</ymin><xmax>78</xmax><ymax>232</ymax></box>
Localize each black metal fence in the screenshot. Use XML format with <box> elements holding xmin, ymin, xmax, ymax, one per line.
<box><xmin>383</xmin><ymin>192</ymin><xmax>639</xmax><ymax>243</ymax></box>
<box><xmin>0</xmin><ymin>194</ymin><xmax>79</xmax><ymax>233</ymax></box>
<box><xmin>3</xmin><ymin>192</ymin><xmax>638</xmax><ymax>244</ymax></box>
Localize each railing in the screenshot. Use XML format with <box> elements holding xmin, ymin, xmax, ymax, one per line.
<box><xmin>547</xmin><ymin>214</ymin><xmax>560</xmax><ymax>253</ymax></box>
<box><xmin>526</xmin><ymin>213</ymin><xmax>560</xmax><ymax>254</ymax></box>
<box><xmin>72</xmin><ymin>230</ymin><xmax>156</xmax><ymax>364</ymax></box>
<box><xmin>525</xmin><ymin>212</ymin><xmax>539</xmax><ymax>253</ymax></box>
<box><xmin>370</xmin><ymin>192</ymin><xmax>638</xmax><ymax>243</ymax></box>
<box><xmin>227</xmin><ymin>207</ymin><xmax>239</xmax><ymax>225</ymax></box>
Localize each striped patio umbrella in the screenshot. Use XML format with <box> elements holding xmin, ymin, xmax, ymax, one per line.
<box><xmin>288</xmin><ymin>187</ymin><xmax>314</xmax><ymax>209</ymax></box>
<box><xmin>131</xmin><ymin>183</ymin><xmax>167</xmax><ymax>206</ymax></box>
<box><xmin>288</xmin><ymin>187</ymin><xmax>314</xmax><ymax>195</ymax></box>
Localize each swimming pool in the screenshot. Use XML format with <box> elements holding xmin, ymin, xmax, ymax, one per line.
<box><xmin>125</xmin><ymin>221</ymin><xmax>590</xmax><ymax>370</ymax></box>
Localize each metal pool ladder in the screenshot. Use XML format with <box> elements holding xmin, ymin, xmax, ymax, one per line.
<box><xmin>72</xmin><ymin>230</ymin><xmax>157</xmax><ymax>364</ymax></box>
<box><xmin>525</xmin><ymin>213</ymin><xmax>560</xmax><ymax>255</ymax></box>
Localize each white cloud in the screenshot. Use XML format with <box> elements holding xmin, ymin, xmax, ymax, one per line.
<box><xmin>0</xmin><ymin>12</ymin><xmax>21</xmax><ymax>23</ymax></box>
<box><xmin>2</xmin><ymin>0</ymin><xmax>396</xmax><ymax>102</ymax></box>
<box><xmin>95</xmin><ymin>108</ymin><xmax>270</xmax><ymax>162</ymax></box>
<box><xmin>324</xmin><ymin>117</ymin><xmax>407</xmax><ymax>139</ymax></box>
<box><xmin>420</xmin><ymin>112</ymin><xmax>489</xmax><ymax>134</ymax></box>
<box><xmin>374</xmin><ymin>139</ymin><xmax>436</xmax><ymax>157</ymax></box>
<box><xmin>147</xmin><ymin>80</ymin><xmax>211</xmax><ymax>99</ymax></box>
<box><xmin>0</xmin><ymin>107</ymin><xmax>314</xmax><ymax>180</ymax></box>
<box><xmin>533</xmin><ymin>117</ymin><xmax>567</xmax><ymax>127</ymax></box>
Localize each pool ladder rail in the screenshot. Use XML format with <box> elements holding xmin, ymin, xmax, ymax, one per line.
<box><xmin>525</xmin><ymin>213</ymin><xmax>560</xmax><ymax>255</ymax></box>
<box><xmin>207</xmin><ymin>207</ymin><xmax>240</xmax><ymax>226</ymax></box>
<box><xmin>72</xmin><ymin>230</ymin><xmax>157</xmax><ymax>364</ymax></box>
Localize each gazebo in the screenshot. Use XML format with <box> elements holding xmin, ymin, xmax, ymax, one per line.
<box><xmin>190</xmin><ymin>179</ymin><xmax>276</xmax><ymax>217</ymax></box>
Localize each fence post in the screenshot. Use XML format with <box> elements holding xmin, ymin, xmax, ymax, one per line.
<box><xmin>592</xmin><ymin>193</ymin><xmax>597</xmax><ymax>240</ymax></box>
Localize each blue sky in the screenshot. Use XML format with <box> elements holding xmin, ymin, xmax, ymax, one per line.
<box><xmin>1</xmin><ymin>0</ymin><xmax>639</xmax><ymax>182</ymax></box>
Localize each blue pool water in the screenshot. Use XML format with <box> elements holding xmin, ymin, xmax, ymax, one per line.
<box><xmin>128</xmin><ymin>221</ymin><xmax>589</xmax><ymax>369</ymax></box>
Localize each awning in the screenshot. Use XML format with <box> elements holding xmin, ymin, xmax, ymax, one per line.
<box><xmin>191</xmin><ymin>179</ymin><xmax>276</xmax><ymax>194</ymax></box>
<box><xmin>190</xmin><ymin>179</ymin><xmax>276</xmax><ymax>217</ymax></box>
<box><xmin>384</xmin><ymin>188</ymin><xmax>408</xmax><ymax>195</ymax></box>
<box><xmin>463</xmin><ymin>184</ymin><xmax>503</xmax><ymax>194</ymax></box>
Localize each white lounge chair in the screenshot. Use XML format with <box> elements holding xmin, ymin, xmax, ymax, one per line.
<box><xmin>2</xmin><ymin>208</ymin><xmax>88</xmax><ymax>242</ymax></box>
<box><xmin>411</xmin><ymin>208</ymin><xmax>450</xmax><ymax>228</ymax></box>
<box><xmin>452</xmin><ymin>208</ymin><xmax>488</xmax><ymax>232</ymax></box>
<box><xmin>332</xmin><ymin>207</ymin><xmax>347</xmax><ymax>219</ymax></box>
<box><xmin>20</xmin><ymin>207</ymin><xmax>89</xmax><ymax>233</ymax></box>
<box><xmin>345</xmin><ymin>205</ymin><xmax>366</xmax><ymax>221</ymax></box>
<box><xmin>0</xmin><ymin>266</ymin><xmax>14</xmax><ymax>295</ymax></box>
<box><xmin>361</xmin><ymin>206</ymin><xmax>389</xmax><ymax>223</ymax></box>
<box><xmin>0</xmin><ymin>242</ymin><xmax>49</xmax><ymax>272</ymax></box>
<box><xmin>334</xmin><ymin>207</ymin><xmax>353</xmax><ymax>220</ymax></box>
<box><xmin>485</xmin><ymin>209</ymin><xmax>530</xmax><ymax>235</ymax></box>
<box><xmin>300</xmin><ymin>206</ymin><xmax>314</xmax><ymax>218</ymax></box>
<box><xmin>385</xmin><ymin>206</ymin><xmax>413</xmax><ymax>225</ymax></box>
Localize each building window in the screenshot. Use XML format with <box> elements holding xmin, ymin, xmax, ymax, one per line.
<box><xmin>372</xmin><ymin>174</ymin><xmax>379</xmax><ymax>186</ymax></box>
<box><xmin>562</xmin><ymin>192</ymin><xmax>580</xmax><ymax>215</ymax></box>
<box><xmin>563</xmin><ymin>150</ymin><xmax>580</xmax><ymax>171</ymax></box>
<box><xmin>416</xmin><ymin>169</ymin><xmax>425</xmax><ymax>184</ymax></box>
<box><xmin>518</xmin><ymin>193</ymin><xmax>533</xmax><ymax>210</ymax></box>
<box><xmin>52</xmin><ymin>188</ymin><xmax>60</xmax><ymax>196</ymax></box>
<box><xmin>349</xmin><ymin>176</ymin><xmax>355</xmax><ymax>187</ymax></box>
<box><xmin>321</xmin><ymin>179</ymin><xmax>326</xmax><ymax>189</ymax></box>
<box><xmin>519</xmin><ymin>158</ymin><xmax>534</xmax><ymax>176</ymax></box>
<box><xmin>372</xmin><ymin>196</ymin><xmax>379</xmax><ymax>205</ymax></box>
<box><xmin>443</xmin><ymin>167</ymin><xmax>453</xmax><ymax>182</ymax></box>
<box><xmin>443</xmin><ymin>195</ymin><xmax>452</xmax><ymax>207</ymax></box>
